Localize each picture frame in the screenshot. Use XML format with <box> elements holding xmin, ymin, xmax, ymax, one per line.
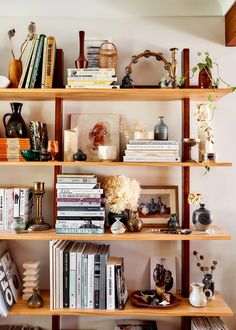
<box><xmin>84</xmin><ymin>37</ymin><xmax>112</xmax><ymax>68</ymax></box>
<box><xmin>150</xmin><ymin>256</ymin><xmax>177</xmax><ymax>293</ymax></box>
<box><xmin>70</xmin><ymin>113</ymin><xmax>120</xmax><ymax>161</ymax></box>
<box><xmin>137</xmin><ymin>185</ymin><xmax>179</xmax><ymax>227</ymax></box>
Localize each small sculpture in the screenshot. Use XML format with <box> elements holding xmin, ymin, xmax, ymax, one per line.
<box><xmin>27</xmin><ymin>289</ymin><xmax>43</xmax><ymax>308</ymax></box>
<box><xmin>22</xmin><ymin>260</ymin><xmax>40</xmax><ymax>301</ymax></box>
<box><xmin>167</xmin><ymin>214</ymin><xmax>180</xmax><ymax>230</ymax></box>
<box><xmin>73</xmin><ymin>148</ymin><xmax>87</xmax><ymax>161</ymax></box>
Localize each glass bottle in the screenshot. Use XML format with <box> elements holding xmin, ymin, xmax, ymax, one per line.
<box><xmin>154</xmin><ymin>116</ymin><xmax>168</xmax><ymax>140</ymax></box>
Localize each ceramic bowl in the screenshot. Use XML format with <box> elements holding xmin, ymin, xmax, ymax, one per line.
<box><xmin>21</xmin><ymin>149</ymin><xmax>40</xmax><ymax>161</ymax></box>
<box><xmin>0</xmin><ymin>75</ymin><xmax>10</xmax><ymax>88</ymax></box>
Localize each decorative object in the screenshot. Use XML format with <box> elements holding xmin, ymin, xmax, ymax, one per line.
<box><xmin>0</xmin><ymin>75</ymin><xmax>10</xmax><ymax>88</ymax></box>
<box><xmin>199</xmin><ymin>66</ymin><xmax>212</xmax><ymax>88</ymax></box>
<box><xmin>3</xmin><ymin>102</ymin><xmax>27</xmax><ymax>138</ymax></box>
<box><xmin>98</xmin><ymin>145</ymin><xmax>118</xmax><ymax>161</ymax></box>
<box><xmin>84</xmin><ymin>37</ymin><xmax>110</xmax><ymax>68</ymax></box>
<box><xmin>29</xmin><ymin>121</ymin><xmax>49</xmax><ymax>152</ymax></box>
<box><xmin>22</xmin><ymin>260</ymin><xmax>40</xmax><ymax>301</ymax></box>
<box><xmin>189</xmin><ymin>282</ymin><xmax>207</xmax><ymax>307</ymax></box>
<box><xmin>73</xmin><ymin>147</ymin><xmax>87</xmax><ymax>161</ymax></box>
<box><xmin>27</xmin><ymin>182</ymin><xmax>51</xmax><ymax>231</ymax></box>
<box><xmin>194</xmin><ymin>103</ymin><xmax>216</xmax><ymax>162</ymax></box>
<box><xmin>121</xmin><ymin>48</ymin><xmax>178</xmax><ymax>88</ymax></box>
<box><xmin>63</xmin><ymin>128</ymin><xmax>78</xmax><ymax>161</ymax></box>
<box><xmin>126</xmin><ymin>210</ymin><xmax>143</xmax><ymax>232</ymax></box>
<box><xmin>130</xmin><ymin>290</ymin><xmax>181</xmax><ymax>308</ymax></box>
<box><xmin>11</xmin><ymin>216</ymin><xmax>26</xmax><ymax>233</ymax></box>
<box><xmin>193</xmin><ymin>250</ymin><xmax>218</xmax><ymax>300</ymax></box>
<box><xmin>182</xmin><ymin>138</ymin><xmax>200</xmax><ymax>162</ymax></box>
<box><xmin>98</xmin><ymin>41</ymin><xmax>118</xmax><ymax>69</ymax></box>
<box><xmin>47</xmin><ymin>140</ymin><xmax>59</xmax><ymax>161</ymax></box>
<box><xmin>75</xmin><ymin>31</ymin><xmax>88</xmax><ymax>69</ymax></box>
<box><xmin>110</xmin><ymin>217</ymin><xmax>127</xmax><ymax>235</ymax></box>
<box><xmin>108</xmin><ymin>210</ymin><xmax>128</xmax><ymax>228</ymax></box>
<box><xmin>150</xmin><ymin>256</ymin><xmax>176</xmax><ymax>293</ymax></box>
<box><xmin>7</xmin><ymin>22</ymin><xmax>36</xmax><ymax>87</ymax></box>
<box><xmin>167</xmin><ymin>213</ymin><xmax>180</xmax><ymax>229</ymax></box>
<box><xmin>20</xmin><ymin>149</ymin><xmax>41</xmax><ymax>162</ymax></box>
<box><xmin>27</xmin><ymin>289</ymin><xmax>43</xmax><ymax>308</ymax></box>
<box><xmin>40</xmin><ymin>150</ymin><xmax>52</xmax><ymax>162</ymax></box>
<box><xmin>134</xmin><ymin>130</ymin><xmax>154</xmax><ymax>140</ymax></box>
<box><xmin>70</xmin><ymin>113</ymin><xmax>119</xmax><ymax>161</ymax></box>
<box><xmin>154</xmin><ymin>116</ymin><xmax>168</xmax><ymax>141</ymax></box>
<box><xmin>188</xmin><ymin>193</ymin><xmax>213</xmax><ymax>231</ymax></box>
<box><xmin>137</xmin><ymin>186</ymin><xmax>179</xmax><ymax>227</ymax></box>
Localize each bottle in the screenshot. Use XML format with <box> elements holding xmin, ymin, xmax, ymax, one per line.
<box><xmin>75</xmin><ymin>31</ymin><xmax>88</xmax><ymax>69</ymax></box>
<box><xmin>192</xmin><ymin>203</ymin><xmax>213</xmax><ymax>231</ymax></box>
<box><xmin>154</xmin><ymin>116</ymin><xmax>168</xmax><ymax>140</ymax></box>
<box><xmin>3</xmin><ymin>102</ymin><xmax>27</xmax><ymax>138</ymax></box>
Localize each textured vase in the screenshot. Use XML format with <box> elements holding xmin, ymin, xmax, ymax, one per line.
<box><xmin>9</xmin><ymin>59</ymin><xmax>22</xmax><ymax>88</ymax></box>
<box><xmin>154</xmin><ymin>116</ymin><xmax>168</xmax><ymax>140</ymax></box>
<box><xmin>11</xmin><ymin>217</ymin><xmax>26</xmax><ymax>233</ymax></box>
<box><xmin>108</xmin><ymin>211</ymin><xmax>128</xmax><ymax>228</ymax></box>
<box><xmin>192</xmin><ymin>203</ymin><xmax>213</xmax><ymax>231</ymax></box>
<box><xmin>3</xmin><ymin>102</ymin><xmax>27</xmax><ymax>138</ymax></box>
<box><xmin>126</xmin><ymin>211</ymin><xmax>143</xmax><ymax>232</ymax></box>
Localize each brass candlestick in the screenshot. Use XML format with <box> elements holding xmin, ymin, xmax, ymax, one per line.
<box><xmin>27</xmin><ymin>182</ymin><xmax>51</xmax><ymax>231</ymax></box>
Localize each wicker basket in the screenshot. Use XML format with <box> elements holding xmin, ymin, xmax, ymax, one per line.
<box><xmin>98</xmin><ymin>41</ymin><xmax>118</xmax><ymax>69</ymax></box>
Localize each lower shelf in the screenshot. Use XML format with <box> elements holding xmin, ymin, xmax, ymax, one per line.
<box><xmin>9</xmin><ymin>290</ymin><xmax>233</xmax><ymax>317</ymax></box>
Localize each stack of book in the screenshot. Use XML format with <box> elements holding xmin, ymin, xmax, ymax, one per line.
<box><xmin>0</xmin><ymin>187</ymin><xmax>32</xmax><ymax>231</ymax></box>
<box><xmin>66</xmin><ymin>68</ymin><xmax>119</xmax><ymax>89</ymax></box>
<box><xmin>18</xmin><ymin>34</ymin><xmax>57</xmax><ymax>89</ymax></box>
<box><xmin>55</xmin><ymin>174</ymin><xmax>105</xmax><ymax>234</ymax></box>
<box><xmin>50</xmin><ymin>241</ymin><xmax>128</xmax><ymax>310</ymax></box>
<box><xmin>123</xmin><ymin>139</ymin><xmax>180</xmax><ymax>162</ymax></box>
<box><xmin>191</xmin><ymin>317</ymin><xmax>229</xmax><ymax>329</ymax></box>
<box><xmin>0</xmin><ymin>138</ymin><xmax>30</xmax><ymax>162</ymax></box>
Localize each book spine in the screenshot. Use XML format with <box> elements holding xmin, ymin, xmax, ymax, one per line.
<box><xmin>57</xmin><ymin>198</ymin><xmax>103</xmax><ymax>202</ymax></box>
<box><xmin>81</xmin><ymin>252</ymin><xmax>88</xmax><ymax>308</ymax></box>
<box><xmin>53</xmin><ymin>48</ymin><xmax>64</xmax><ymax>88</ymax></box>
<box><xmin>25</xmin><ymin>34</ymin><xmax>40</xmax><ymax>88</ymax></box>
<box><xmin>126</xmin><ymin>144</ymin><xmax>179</xmax><ymax>150</ymax></box>
<box><xmin>57</xmin><ymin>216</ymin><xmax>104</xmax><ymax>221</ymax></box>
<box><xmin>67</xmin><ymin>79</ymin><xmax>117</xmax><ymax>85</ymax></box>
<box><xmin>57</xmin><ymin>211</ymin><xmax>105</xmax><ymax>217</ymax></box>
<box><xmin>18</xmin><ymin>36</ymin><xmax>37</xmax><ymax>88</ymax></box>
<box><xmin>76</xmin><ymin>250</ymin><xmax>82</xmax><ymax>308</ymax></box>
<box><xmin>56</xmin><ymin>220</ymin><xmax>104</xmax><ymax>227</ymax></box>
<box><xmin>13</xmin><ymin>188</ymin><xmax>20</xmax><ymax>218</ymax></box>
<box><xmin>99</xmin><ymin>250</ymin><xmax>109</xmax><ymax>309</ymax></box>
<box><xmin>29</xmin><ymin>34</ymin><xmax>46</xmax><ymax>88</ymax></box>
<box><xmin>0</xmin><ymin>189</ymin><xmax>4</xmax><ymax>231</ymax></box>
<box><xmin>49</xmin><ymin>240</ymin><xmax>55</xmax><ymax>310</ymax></box>
<box><xmin>56</xmin><ymin>228</ymin><xmax>104</xmax><ymax>234</ymax></box>
<box><xmin>57</xmin><ymin>189</ymin><xmax>103</xmax><ymax>194</ymax></box>
<box><xmin>68</xmin><ymin>75</ymin><xmax>116</xmax><ymax>81</ymax></box>
<box><xmin>57</xmin><ymin>202</ymin><xmax>102</xmax><ymax>207</ymax></box>
<box><xmin>87</xmin><ymin>253</ymin><xmax>95</xmax><ymax>308</ymax></box>
<box><xmin>57</xmin><ymin>193</ymin><xmax>102</xmax><ymax>199</ymax></box>
<box><xmin>57</xmin><ymin>206</ymin><xmax>104</xmax><ymax>212</ymax></box>
<box><xmin>129</xmin><ymin>139</ymin><xmax>179</xmax><ymax>145</ymax></box>
<box><xmin>63</xmin><ymin>248</ymin><xmax>70</xmax><ymax>308</ymax></box>
<box><xmin>0</xmin><ymin>253</ymin><xmax>14</xmax><ymax>313</ymax></box>
<box><xmin>44</xmin><ymin>36</ymin><xmax>56</xmax><ymax>88</ymax></box>
<box><xmin>41</xmin><ymin>37</ymin><xmax>48</xmax><ymax>88</ymax></box>
<box><xmin>67</xmin><ymin>68</ymin><xmax>115</xmax><ymax>75</ymax></box>
<box><xmin>66</xmin><ymin>84</ymin><xmax>120</xmax><ymax>89</ymax></box>
<box><xmin>94</xmin><ymin>253</ymin><xmax>101</xmax><ymax>309</ymax></box>
<box><xmin>106</xmin><ymin>263</ymin><xmax>115</xmax><ymax>309</ymax></box>
<box><xmin>123</xmin><ymin>156</ymin><xmax>180</xmax><ymax>162</ymax></box>
<box><xmin>69</xmin><ymin>251</ymin><xmax>77</xmax><ymax>308</ymax></box>
<box><xmin>57</xmin><ymin>177</ymin><xmax>97</xmax><ymax>184</ymax></box>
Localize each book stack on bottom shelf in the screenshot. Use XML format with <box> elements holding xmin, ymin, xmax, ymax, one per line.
<box><xmin>50</xmin><ymin>240</ymin><xmax>128</xmax><ymax>311</ymax></box>
<box><xmin>55</xmin><ymin>173</ymin><xmax>105</xmax><ymax>234</ymax></box>
<box><xmin>191</xmin><ymin>316</ymin><xmax>229</xmax><ymax>329</ymax></box>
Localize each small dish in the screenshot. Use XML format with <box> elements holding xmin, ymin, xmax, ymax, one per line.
<box><xmin>21</xmin><ymin>149</ymin><xmax>40</xmax><ymax>161</ymax></box>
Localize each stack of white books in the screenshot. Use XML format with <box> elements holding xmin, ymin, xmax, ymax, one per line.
<box><xmin>123</xmin><ymin>139</ymin><xmax>180</xmax><ymax>162</ymax></box>
<box><xmin>66</xmin><ymin>68</ymin><xmax>120</xmax><ymax>89</ymax></box>
<box><xmin>191</xmin><ymin>317</ymin><xmax>229</xmax><ymax>329</ymax></box>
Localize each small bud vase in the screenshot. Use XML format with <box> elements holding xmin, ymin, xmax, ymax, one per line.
<box><xmin>11</xmin><ymin>217</ymin><xmax>26</xmax><ymax>233</ymax></box>
<box><xmin>202</xmin><ymin>273</ymin><xmax>214</xmax><ymax>300</ymax></box>
<box><xmin>9</xmin><ymin>59</ymin><xmax>22</xmax><ymax>88</ymax></box>
<box><xmin>192</xmin><ymin>203</ymin><xmax>213</xmax><ymax>231</ymax></box>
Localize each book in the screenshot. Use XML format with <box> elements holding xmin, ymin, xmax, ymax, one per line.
<box><xmin>76</xmin><ymin>242</ymin><xmax>86</xmax><ymax>308</ymax></box>
<box><xmin>53</xmin><ymin>48</ymin><xmax>64</xmax><ymax>88</ymax></box>
<box><xmin>53</xmin><ymin>240</ymin><xmax>65</xmax><ymax>309</ymax></box>
<box><xmin>56</xmin><ymin>183</ymin><xmax>99</xmax><ymax>189</ymax></box>
<box><xmin>94</xmin><ymin>244</ymin><xmax>105</xmax><ymax>309</ymax></box>
<box><xmin>56</xmin><ymin>227</ymin><xmax>104</xmax><ymax>234</ymax></box>
<box><xmin>99</xmin><ymin>244</ymin><xmax>110</xmax><ymax>309</ymax></box>
<box><xmin>56</xmin><ymin>220</ymin><xmax>104</xmax><ymax>228</ymax></box>
<box><xmin>63</xmin><ymin>241</ymin><xmax>74</xmax><ymax>308</ymax></box>
<box><xmin>69</xmin><ymin>242</ymin><xmax>80</xmax><ymax>308</ymax></box>
<box><xmin>66</xmin><ymin>84</ymin><xmax>120</xmax><ymax>89</ymax></box>
<box><xmin>57</xmin><ymin>188</ymin><xmax>103</xmax><ymax>195</ymax></box>
<box><xmin>44</xmin><ymin>36</ymin><xmax>56</xmax><ymax>88</ymax></box>
<box><xmin>123</xmin><ymin>156</ymin><xmax>180</xmax><ymax>162</ymax></box>
<box><xmin>25</xmin><ymin>34</ymin><xmax>40</xmax><ymax>88</ymax></box>
<box><xmin>115</xmin><ymin>257</ymin><xmax>128</xmax><ymax>310</ymax></box>
<box><xmin>87</xmin><ymin>244</ymin><xmax>98</xmax><ymax>308</ymax></box>
<box><xmin>58</xmin><ymin>240</ymin><xmax>70</xmax><ymax>309</ymax></box>
<box><xmin>0</xmin><ymin>189</ymin><xmax>4</xmax><ymax>231</ymax></box>
<box><xmin>126</xmin><ymin>144</ymin><xmax>179</xmax><ymax>150</ymax></box>
<box><xmin>129</xmin><ymin>139</ymin><xmax>179</xmax><ymax>145</ymax></box>
<box><xmin>67</xmin><ymin>68</ymin><xmax>115</xmax><ymax>76</ymax></box>
<box><xmin>29</xmin><ymin>34</ymin><xmax>46</xmax><ymax>88</ymax></box>
<box><xmin>57</xmin><ymin>198</ymin><xmax>104</xmax><ymax>202</ymax></box>
<box><xmin>18</xmin><ymin>35</ymin><xmax>38</xmax><ymax>88</ymax></box>
<box><xmin>57</xmin><ymin>177</ymin><xmax>97</xmax><ymax>184</ymax></box>
<box><xmin>106</xmin><ymin>256</ymin><xmax>117</xmax><ymax>310</ymax></box>
<box><xmin>57</xmin><ymin>173</ymin><xmax>96</xmax><ymax>178</ymax></box>
<box><xmin>57</xmin><ymin>201</ymin><xmax>102</xmax><ymax>207</ymax></box>
<box><xmin>13</xmin><ymin>188</ymin><xmax>20</xmax><ymax>218</ymax></box>
<box><xmin>57</xmin><ymin>193</ymin><xmax>102</xmax><ymax>199</ymax></box>
<box><xmin>67</xmin><ymin>79</ymin><xmax>118</xmax><ymax>85</ymax></box>
<box><xmin>40</xmin><ymin>36</ymin><xmax>48</xmax><ymax>88</ymax></box>
<box><xmin>81</xmin><ymin>243</ymin><xmax>93</xmax><ymax>308</ymax></box>
<box><xmin>57</xmin><ymin>216</ymin><xmax>104</xmax><ymax>221</ymax></box>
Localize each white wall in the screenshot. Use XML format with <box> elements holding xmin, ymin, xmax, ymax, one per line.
<box><xmin>0</xmin><ymin>13</ymin><xmax>236</xmax><ymax>330</ymax></box>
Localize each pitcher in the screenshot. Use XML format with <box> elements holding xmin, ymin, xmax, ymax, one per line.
<box><xmin>3</xmin><ymin>102</ymin><xmax>27</xmax><ymax>138</ymax></box>
<box><xmin>189</xmin><ymin>282</ymin><xmax>207</xmax><ymax>307</ymax></box>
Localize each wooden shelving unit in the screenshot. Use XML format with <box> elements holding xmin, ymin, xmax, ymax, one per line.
<box><xmin>9</xmin><ymin>290</ymin><xmax>233</xmax><ymax>317</ymax></box>
<box><xmin>0</xmin><ymin>226</ymin><xmax>231</xmax><ymax>241</ymax></box>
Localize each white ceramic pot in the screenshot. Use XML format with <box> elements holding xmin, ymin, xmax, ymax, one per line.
<box><xmin>189</xmin><ymin>282</ymin><xmax>207</xmax><ymax>307</ymax></box>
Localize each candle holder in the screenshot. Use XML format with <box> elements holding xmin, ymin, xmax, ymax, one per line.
<box><xmin>27</xmin><ymin>182</ymin><xmax>51</xmax><ymax>231</ymax></box>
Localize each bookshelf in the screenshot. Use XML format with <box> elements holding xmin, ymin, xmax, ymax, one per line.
<box><xmin>0</xmin><ymin>50</ymin><xmax>233</xmax><ymax>330</ymax></box>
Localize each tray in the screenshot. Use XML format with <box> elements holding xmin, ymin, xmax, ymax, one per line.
<box><xmin>130</xmin><ymin>290</ymin><xmax>181</xmax><ymax>308</ymax></box>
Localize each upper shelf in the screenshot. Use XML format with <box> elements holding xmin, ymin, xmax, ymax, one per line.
<box><xmin>0</xmin><ymin>88</ymin><xmax>232</xmax><ymax>101</ymax></box>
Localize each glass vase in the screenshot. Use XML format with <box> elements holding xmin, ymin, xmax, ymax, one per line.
<box><xmin>154</xmin><ymin>116</ymin><xmax>168</xmax><ymax>140</ymax></box>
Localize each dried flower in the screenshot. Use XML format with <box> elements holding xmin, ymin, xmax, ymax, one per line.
<box><xmin>194</xmin><ymin>103</ymin><xmax>214</xmax><ymax>144</ymax></box>
<box><xmin>101</xmin><ymin>174</ymin><xmax>140</xmax><ymax>213</ymax></box>
<box><xmin>193</xmin><ymin>250</ymin><xmax>218</xmax><ymax>275</ymax></box>
<box><xmin>188</xmin><ymin>193</ymin><xmax>202</xmax><ymax>205</ymax></box>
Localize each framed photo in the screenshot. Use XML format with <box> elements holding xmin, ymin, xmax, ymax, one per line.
<box><xmin>70</xmin><ymin>113</ymin><xmax>120</xmax><ymax>161</ymax></box>
<box><xmin>137</xmin><ymin>185</ymin><xmax>179</xmax><ymax>227</ymax></box>
<box><xmin>150</xmin><ymin>256</ymin><xmax>177</xmax><ymax>293</ymax></box>
<box><xmin>84</xmin><ymin>37</ymin><xmax>111</xmax><ymax>68</ymax></box>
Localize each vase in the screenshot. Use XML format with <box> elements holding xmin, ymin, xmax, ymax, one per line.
<box><xmin>154</xmin><ymin>116</ymin><xmax>168</xmax><ymax>140</ymax></box>
<box><xmin>126</xmin><ymin>210</ymin><xmax>143</xmax><ymax>232</ymax></box>
<box><xmin>167</xmin><ymin>213</ymin><xmax>180</xmax><ymax>230</ymax></box>
<box><xmin>73</xmin><ymin>148</ymin><xmax>87</xmax><ymax>161</ymax></box>
<box><xmin>192</xmin><ymin>203</ymin><xmax>213</xmax><ymax>231</ymax></box>
<box><xmin>198</xmin><ymin>66</ymin><xmax>212</xmax><ymax>88</ymax></box>
<box><xmin>27</xmin><ymin>289</ymin><xmax>43</xmax><ymax>308</ymax></box>
<box><xmin>75</xmin><ymin>31</ymin><xmax>88</xmax><ymax>68</ymax></box>
<box><xmin>8</xmin><ymin>59</ymin><xmax>22</xmax><ymax>88</ymax></box>
<box><xmin>110</xmin><ymin>217</ymin><xmax>126</xmax><ymax>235</ymax></box>
<box><xmin>11</xmin><ymin>217</ymin><xmax>26</xmax><ymax>233</ymax></box>
<box><xmin>202</xmin><ymin>273</ymin><xmax>214</xmax><ymax>300</ymax></box>
<box><xmin>3</xmin><ymin>102</ymin><xmax>27</xmax><ymax>138</ymax></box>
<box><xmin>189</xmin><ymin>282</ymin><xmax>207</xmax><ymax>307</ymax></box>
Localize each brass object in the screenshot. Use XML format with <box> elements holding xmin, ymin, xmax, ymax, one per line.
<box><xmin>121</xmin><ymin>48</ymin><xmax>178</xmax><ymax>88</ymax></box>
<box><xmin>27</xmin><ymin>182</ymin><xmax>51</xmax><ymax>231</ymax></box>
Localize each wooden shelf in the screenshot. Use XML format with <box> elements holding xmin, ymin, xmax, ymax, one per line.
<box><xmin>9</xmin><ymin>290</ymin><xmax>233</xmax><ymax>317</ymax></box>
<box><xmin>0</xmin><ymin>226</ymin><xmax>231</xmax><ymax>241</ymax></box>
<box><xmin>0</xmin><ymin>161</ymin><xmax>232</xmax><ymax>167</ymax></box>
<box><xmin>0</xmin><ymin>88</ymin><xmax>232</xmax><ymax>101</ymax></box>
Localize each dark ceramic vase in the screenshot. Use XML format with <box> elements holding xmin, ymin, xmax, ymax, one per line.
<box><xmin>154</xmin><ymin>116</ymin><xmax>168</xmax><ymax>140</ymax></box>
<box><xmin>167</xmin><ymin>213</ymin><xmax>180</xmax><ymax>229</ymax></box>
<box><xmin>108</xmin><ymin>210</ymin><xmax>128</xmax><ymax>228</ymax></box>
<box><xmin>192</xmin><ymin>203</ymin><xmax>213</xmax><ymax>231</ymax></box>
<box><xmin>73</xmin><ymin>148</ymin><xmax>87</xmax><ymax>161</ymax></box>
<box><xmin>198</xmin><ymin>66</ymin><xmax>212</xmax><ymax>88</ymax></box>
<box><xmin>202</xmin><ymin>273</ymin><xmax>214</xmax><ymax>300</ymax></box>
<box><xmin>3</xmin><ymin>102</ymin><xmax>27</xmax><ymax>138</ymax></box>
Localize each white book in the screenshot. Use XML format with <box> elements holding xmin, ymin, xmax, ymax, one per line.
<box><xmin>19</xmin><ymin>188</ymin><xmax>31</xmax><ymax>225</ymax></box>
<box><xmin>49</xmin><ymin>240</ymin><xmax>57</xmax><ymax>310</ymax></box>
<box><xmin>57</xmin><ymin>202</ymin><xmax>101</xmax><ymax>207</ymax></box>
<box><xmin>5</xmin><ymin>188</ymin><xmax>14</xmax><ymax>231</ymax></box>
<box><xmin>25</xmin><ymin>34</ymin><xmax>40</xmax><ymax>88</ymax></box>
<box><xmin>57</xmin><ymin>193</ymin><xmax>102</xmax><ymax>199</ymax></box>
<box><xmin>54</xmin><ymin>240</ymin><xmax>65</xmax><ymax>309</ymax></box>
<box><xmin>66</xmin><ymin>85</ymin><xmax>120</xmax><ymax>89</ymax></box>
<box><xmin>67</xmin><ymin>77</ymin><xmax>117</xmax><ymax>83</ymax></box>
<box><xmin>126</xmin><ymin>144</ymin><xmax>179</xmax><ymax>150</ymax></box>
<box><xmin>41</xmin><ymin>36</ymin><xmax>48</xmax><ymax>88</ymax></box>
<box><xmin>57</xmin><ymin>210</ymin><xmax>105</xmax><ymax>217</ymax></box>
<box><xmin>129</xmin><ymin>139</ymin><xmax>179</xmax><ymax>145</ymax></box>
<box><xmin>0</xmin><ymin>189</ymin><xmax>5</xmax><ymax>231</ymax></box>
<box><xmin>76</xmin><ymin>242</ymin><xmax>86</xmax><ymax>308</ymax></box>
<box><xmin>56</xmin><ymin>183</ymin><xmax>99</xmax><ymax>189</ymax></box>
<box><xmin>13</xmin><ymin>188</ymin><xmax>20</xmax><ymax>218</ymax></box>
<box><xmin>57</xmin><ymin>188</ymin><xmax>103</xmax><ymax>195</ymax></box>
<box><xmin>87</xmin><ymin>244</ymin><xmax>98</xmax><ymax>308</ymax></box>
<box><xmin>106</xmin><ymin>256</ymin><xmax>116</xmax><ymax>310</ymax></box>
<box><xmin>69</xmin><ymin>242</ymin><xmax>80</xmax><ymax>308</ymax></box>
<box><xmin>123</xmin><ymin>156</ymin><xmax>180</xmax><ymax>162</ymax></box>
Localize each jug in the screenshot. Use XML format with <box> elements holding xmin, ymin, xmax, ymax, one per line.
<box><xmin>3</xmin><ymin>102</ymin><xmax>27</xmax><ymax>138</ymax></box>
<box><xmin>189</xmin><ymin>282</ymin><xmax>207</xmax><ymax>307</ymax></box>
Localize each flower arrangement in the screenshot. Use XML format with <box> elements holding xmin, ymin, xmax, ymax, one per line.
<box><xmin>193</xmin><ymin>250</ymin><xmax>218</xmax><ymax>275</ymax></box>
<box><xmin>101</xmin><ymin>174</ymin><xmax>140</xmax><ymax>213</ymax></box>
<box><xmin>8</xmin><ymin>22</ymin><xmax>36</xmax><ymax>60</ymax></box>
<box><xmin>188</xmin><ymin>193</ymin><xmax>202</xmax><ymax>205</ymax></box>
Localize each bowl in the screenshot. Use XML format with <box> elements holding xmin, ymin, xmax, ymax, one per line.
<box><xmin>21</xmin><ymin>149</ymin><xmax>40</xmax><ymax>161</ymax></box>
<box><xmin>0</xmin><ymin>75</ymin><xmax>10</xmax><ymax>88</ymax></box>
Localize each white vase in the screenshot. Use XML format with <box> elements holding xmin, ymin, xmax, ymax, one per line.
<box><xmin>189</xmin><ymin>282</ymin><xmax>207</xmax><ymax>307</ymax></box>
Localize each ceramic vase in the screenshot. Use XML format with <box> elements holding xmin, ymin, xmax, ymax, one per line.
<box><xmin>110</xmin><ymin>217</ymin><xmax>126</xmax><ymax>235</ymax></box>
<box><xmin>75</xmin><ymin>31</ymin><xmax>88</xmax><ymax>68</ymax></box>
<box><xmin>9</xmin><ymin>59</ymin><xmax>22</xmax><ymax>88</ymax></box>
<box><xmin>3</xmin><ymin>102</ymin><xmax>27</xmax><ymax>138</ymax></box>
<box><xmin>202</xmin><ymin>273</ymin><xmax>214</xmax><ymax>300</ymax></box>
<box><xmin>11</xmin><ymin>217</ymin><xmax>26</xmax><ymax>233</ymax></box>
<box><xmin>154</xmin><ymin>116</ymin><xmax>168</xmax><ymax>140</ymax></box>
<box><xmin>126</xmin><ymin>211</ymin><xmax>143</xmax><ymax>232</ymax></box>
<box><xmin>108</xmin><ymin>211</ymin><xmax>128</xmax><ymax>228</ymax></box>
<box><xmin>189</xmin><ymin>282</ymin><xmax>207</xmax><ymax>307</ymax></box>
<box><xmin>192</xmin><ymin>203</ymin><xmax>213</xmax><ymax>231</ymax></box>
<box><xmin>198</xmin><ymin>66</ymin><xmax>212</xmax><ymax>88</ymax></box>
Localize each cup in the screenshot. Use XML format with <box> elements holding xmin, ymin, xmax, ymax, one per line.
<box><xmin>98</xmin><ymin>146</ymin><xmax>117</xmax><ymax>161</ymax></box>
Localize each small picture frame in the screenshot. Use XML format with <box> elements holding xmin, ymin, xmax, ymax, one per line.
<box><xmin>137</xmin><ymin>185</ymin><xmax>179</xmax><ymax>227</ymax></box>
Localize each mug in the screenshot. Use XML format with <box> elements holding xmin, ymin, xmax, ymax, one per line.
<box><xmin>98</xmin><ymin>146</ymin><xmax>117</xmax><ymax>161</ymax></box>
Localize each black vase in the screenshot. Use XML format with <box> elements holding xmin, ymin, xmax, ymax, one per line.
<box><xmin>3</xmin><ymin>102</ymin><xmax>27</xmax><ymax>138</ymax></box>
<box><xmin>192</xmin><ymin>203</ymin><xmax>213</xmax><ymax>231</ymax></box>
<box><xmin>108</xmin><ymin>211</ymin><xmax>128</xmax><ymax>228</ymax></box>
<box><xmin>202</xmin><ymin>273</ymin><xmax>214</xmax><ymax>300</ymax></box>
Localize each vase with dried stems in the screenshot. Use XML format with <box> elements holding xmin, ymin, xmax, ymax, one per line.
<box><xmin>8</xmin><ymin>22</ymin><xmax>36</xmax><ymax>88</ymax></box>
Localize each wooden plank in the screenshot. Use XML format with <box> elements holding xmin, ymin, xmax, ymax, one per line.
<box><xmin>0</xmin><ymin>88</ymin><xmax>232</xmax><ymax>101</ymax></box>
<box><xmin>225</xmin><ymin>1</ymin><xmax>236</xmax><ymax>46</ymax></box>
<box><xmin>9</xmin><ymin>290</ymin><xmax>233</xmax><ymax>317</ymax></box>
<box><xmin>0</xmin><ymin>226</ymin><xmax>231</xmax><ymax>241</ymax></box>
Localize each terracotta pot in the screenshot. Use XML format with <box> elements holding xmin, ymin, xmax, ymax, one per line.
<box><xmin>9</xmin><ymin>59</ymin><xmax>22</xmax><ymax>88</ymax></box>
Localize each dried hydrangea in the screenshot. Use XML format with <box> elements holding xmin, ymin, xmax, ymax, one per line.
<box><xmin>194</xmin><ymin>103</ymin><xmax>214</xmax><ymax>144</ymax></box>
<box><xmin>188</xmin><ymin>193</ymin><xmax>202</xmax><ymax>205</ymax></box>
<box><xmin>101</xmin><ymin>174</ymin><xmax>140</xmax><ymax>213</ymax></box>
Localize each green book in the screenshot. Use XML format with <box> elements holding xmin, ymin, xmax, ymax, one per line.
<box><xmin>29</xmin><ymin>34</ymin><xmax>46</xmax><ymax>88</ymax></box>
